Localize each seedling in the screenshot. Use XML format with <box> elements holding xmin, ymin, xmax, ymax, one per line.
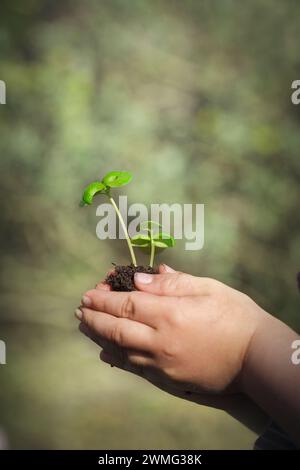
<box><xmin>131</xmin><ymin>221</ymin><xmax>175</xmax><ymax>267</ymax></box>
<box><xmin>80</xmin><ymin>171</ymin><xmax>137</xmax><ymax>267</ymax></box>
<box><xmin>80</xmin><ymin>171</ymin><xmax>175</xmax><ymax>290</ymax></box>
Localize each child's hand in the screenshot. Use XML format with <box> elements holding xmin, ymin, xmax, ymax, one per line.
<box><xmin>76</xmin><ymin>266</ymin><xmax>300</xmax><ymax>443</ymax></box>
<box><xmin>76</xmin><ymin>266</ymin><xmax>264</xmax><ymax>397</ymax></box>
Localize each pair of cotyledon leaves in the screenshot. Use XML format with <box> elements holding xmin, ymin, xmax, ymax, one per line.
<box><xmin>81</xmin><ymin>171</ymin><xmax>133</xmax><ymax>205</ymax></box>
<box><xmin>131</xmin><ymin>221</ymin><xmax>175</xmax><ymax>250</ymax></box>
<box><xmin>81</xmin><ymin>171</ymin><xmax>175</xmax><ymax>250</ymax></box>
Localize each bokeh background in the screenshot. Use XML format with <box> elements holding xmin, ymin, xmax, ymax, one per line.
<box><xmin>0</xmin><ymin>0</ymin><xmax>299</xmax><ymax>449</ymax></box>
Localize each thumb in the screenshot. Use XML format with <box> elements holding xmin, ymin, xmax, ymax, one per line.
<box><xmin>134</xmin><ymin>265</ymin><xmax>211</xmax><ymax>297</ymax></box>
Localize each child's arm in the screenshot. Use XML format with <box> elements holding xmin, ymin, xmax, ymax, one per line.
<box><xmin>241</xmin><ymin>311</ymin><xmax>300</xmax><ymax>445</ymax></box>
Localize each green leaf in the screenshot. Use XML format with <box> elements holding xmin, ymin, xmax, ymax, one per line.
<box><xmin>153</xmin><ymin>232</ymin><xmax>175</xmax><ymax>248</ymax></box>
<box><xmin>81</xmin><ymin>181</ymin><xmax>106</xmax><ymax>205</ymax></box>
<box><xmin>131</xmin><ymin>234</ymin><xmax>151</xmax><ymax>247</ymax></box>
<box><xmin>102</xmin><ymin>171</ymin><xmax>132</xmax><ymax>188</ymax></box>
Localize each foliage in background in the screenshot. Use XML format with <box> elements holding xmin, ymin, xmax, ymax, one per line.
<box><xmin>0</xmin><ymin>0</ymin><xmax>299</xmax><ymax>449</ymax></box>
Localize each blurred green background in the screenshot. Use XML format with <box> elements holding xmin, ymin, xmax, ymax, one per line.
<box><xmin>0</xmin><ymin>0</ymin><xmax>299</xmax><ymax>449</ymax></box>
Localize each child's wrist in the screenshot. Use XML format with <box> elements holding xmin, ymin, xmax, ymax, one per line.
<box><xmin>240</xmin><ymin>309</ymin><xmax>274</xmax><ymax>396</ymax></box>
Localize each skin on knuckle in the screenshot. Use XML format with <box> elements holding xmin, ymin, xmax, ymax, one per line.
<box><xmin>155</xmin><ymin>354</ymin><xmax>181</xmax><ymax>381</ymax></box>
<box><xmin>159</xmin><ymin>272</ymin><xmax>180</xmax><ymax>294</ymax></box>
<box><xmin>111</xmin><ymin>321</ymin><xmax>125</xmax><ymax>347</ymax></box>
<box><xmin>168</xmin><ymin>311</ymin><xmax>184</xmax><ymax>331</ymax></box>
<box><xmin>120</xmin><ymin>293</ymin><xmax>135</xmax><ymax>319</ymax></box>
<box><xmin>164</xmin><ymin>299</ymin><xmax>185</xmax><ymax>329</ymax></box>
<box><xmin>176</xmin><ymin>272</ymin><xmax>202</xmax><ymax>295</ymax></box>
<box><xmin>158</xmin><ymin>334</ymin><xmax>181</xmax><ymax>363</ymax></box>
<box><xmin>173</xmin><ymin>272</ymin><xmax>185</xmax><ymax>289</ymax></box>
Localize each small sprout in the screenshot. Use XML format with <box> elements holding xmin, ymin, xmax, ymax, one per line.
<box><xmin>80</xmin><ymin>173</ymin><xmax>176</xmax><ymax>270</ymax></box>
<box><xmin>131</xmin><ymin>220</ymin><xmax>175</xmax><ymax>267</ymax></box>
<box><xmin>80</xmin><ymin>171</ymin><xmax>137</xmax><ymax>266</ymax></box>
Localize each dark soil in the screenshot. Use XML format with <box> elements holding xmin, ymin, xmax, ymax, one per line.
<box><xmin>106</xmin><ymin>264</ymin><xmax>158</xmax><ymax>291</ymax></box>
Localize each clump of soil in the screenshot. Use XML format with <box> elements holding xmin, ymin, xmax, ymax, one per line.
<box><xmin>106</xmin><ymin>264</ymin><xmax>158</xmax><ymax>291</ymax></box>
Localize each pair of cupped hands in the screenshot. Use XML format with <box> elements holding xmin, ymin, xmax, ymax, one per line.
<box><xmin>75</xmin><ymin>264</ymin><xmax>267</xmax><ymax>413</ymax></box>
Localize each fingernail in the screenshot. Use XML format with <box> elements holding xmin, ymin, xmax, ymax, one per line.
<box><xmin>81</xmin><ymin>295</ymin><xmax>92</xmax><ymax>307</ymax></box>
<box><xmin>134</xmin><ymin>273</ymin><xmax>153</xmax><ymax>284</ymax></box>
<box><xmin>162</xmin><ymin>264</ymin><xmax>176</xmax><ymax>273</ymax></box>
<box><xmin>74</xmin><ymin>308</ymin><xmax>83</xmax><ymax>320</ymax></box>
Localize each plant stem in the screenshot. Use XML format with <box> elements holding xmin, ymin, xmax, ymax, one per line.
<box><xmin>149</xmin><ymin>230</ymin><xmax>155</xmax><ymax>267</ymax></box>
<box><xmin>108</xmin><ymin>196</ymin><xmax>137</xmax><ymax>266</ymax></box>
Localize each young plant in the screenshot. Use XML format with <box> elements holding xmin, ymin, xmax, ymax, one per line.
<box><xmin>131</xmin><ymin>221</ymin><xmax>175</xmax><ymax>268</ymax></box>
<box><xmin>80</xmin><ymin>171</ymin><xmax>137</xmax><ymax>267</ymax></box>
